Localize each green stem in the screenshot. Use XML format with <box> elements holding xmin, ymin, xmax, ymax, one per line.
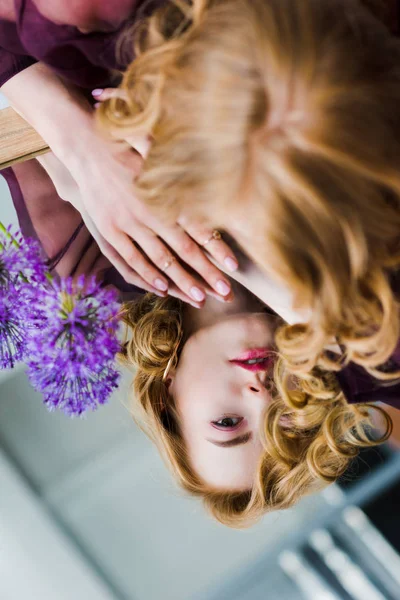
<box><xmin>0</xmin><ymin>221</ymin><xmax>53</xmax><ymax>284</ymax></box>
<box><xmin>0</xmin><ymin>222</ymin><xmax>20</xmax><ymax>249</ymax></box>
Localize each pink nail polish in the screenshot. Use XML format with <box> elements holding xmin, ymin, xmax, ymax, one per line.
<box><xmin>94</xmin><ymin>102</ymin><xmax>100</xmax><ymax>109</ymax></box>
<box><xmin>154</xmin><ymin>278</ymin><xmax>168</xmax><ymax>292</ymax></box>
<box><xmin>216</xmin><ymin>280</ymin><xmax>231</xmax><ymax>296</ymax></box>
<box><xmin>92</xmin><ymin>88</ymin><xmax>104</xmax><ymax>97</ymax></box>
<box><xmin>224</xmin><ymin>257</ymin><xmax>238</xmax><ymax>272</ymax></box>
<box><xmin>190</xmin><ymin>287</ymin><xmax>205</xmax><ymax>302</ymax></box>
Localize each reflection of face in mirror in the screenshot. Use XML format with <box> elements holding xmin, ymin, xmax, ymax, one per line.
<box><xmin>123</xmin><ymin>275</ymin><xmax>391</xmax><ymax>527</ymax></box>
<box><xmin>170</xmin><ymin>296</ymin><xmax>276</xmax><ymax>491</ymax></box>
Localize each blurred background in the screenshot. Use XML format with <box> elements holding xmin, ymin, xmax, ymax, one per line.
<box><xmin>1</xmin><ymin>95</ymin><xmax>400</xmax><ymax>600</ymax></box>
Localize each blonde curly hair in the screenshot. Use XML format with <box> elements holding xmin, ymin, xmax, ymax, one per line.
<box><xmin>99</xmin><ymin>0</ymin><xmax>400</xmax><ymax>384</ymax></box>
<box><xmin>118</xmin><ymin>295</ymin><xmax>391</xmax><ymax>528</ymax></box>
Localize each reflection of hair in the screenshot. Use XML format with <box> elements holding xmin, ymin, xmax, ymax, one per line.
<box><xmin>119</xmin><ymin>295</ymin><xmax>391</xmax><ymax>528</ymax></box>
<box><xmin>100</xmin><ymin>0</ymin><xmax>400</xmax><ymax>380</ymax></box>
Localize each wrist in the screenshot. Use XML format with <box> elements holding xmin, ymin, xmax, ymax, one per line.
<box><xmin>51</xmin><ymin>110</ymin><xmax>99</xmax><ymax>171</ymax></box>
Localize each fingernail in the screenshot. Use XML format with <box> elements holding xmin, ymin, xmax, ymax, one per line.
<box><xmin>92</xmin><ymin>88</ymin><xmax>104</xmax><ymax>97</ymax></box>
<box><xmin>190</xmin><ymin>302</ymin><xmax>202</xmax><ymax>309</ymax></box>
<box><xmin>224</xmin><ymin>257</ymin><xmax>238</xmax><ymax>272</ymax></box>
<box><xmin>216</xmin><ymin>280</ymin><xmax>231</xmax><ymax>296</ymax></box>
<box><xmin>154</xmin><ymin>278</ymin><xmax>168</xmax><ymax>292</ymax></box>
<box><xmin>190</xmin><ymin>287</ymin><xmax>205</xmax><ymax>302</ymax></box>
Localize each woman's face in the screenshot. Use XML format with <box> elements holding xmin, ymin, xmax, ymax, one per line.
<box><xmin>169</xmin><ymin>300</ymin><xmax>278</xmax><ymax>491</ymax></box>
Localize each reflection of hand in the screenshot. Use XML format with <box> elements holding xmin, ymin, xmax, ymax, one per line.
<box><xmin>207</xmin><ymin>247</ymin><xmax>309</xmax><ymax>325</ymax></box>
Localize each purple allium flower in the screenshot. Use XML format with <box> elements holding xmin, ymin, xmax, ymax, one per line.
<box><xmin>0</xmin><ymin>282</ymin><xmax>29</xmax><ymax>369</ymax></box>
<box><xmin>0</xmin><ymin>223</ymin><xmax>47</xmax><ymax>369</ymax></box>
<box><xmin>0</xmin><ymin>224</ymin><xmax>46</xmax><ymax>288</ymax></box>
<box><xmin>26</xmin><ymin>275</ymin><xmax>121</xmax><ymax>416</ymax></box>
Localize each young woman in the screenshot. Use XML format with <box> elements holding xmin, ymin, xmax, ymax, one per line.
<box><xmin>99</xmin><ymin>0</ymin><xmax>400</xmax><ymax>397</ymax></box>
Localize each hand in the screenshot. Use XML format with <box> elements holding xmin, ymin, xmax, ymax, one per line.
<box><xmin>89</xmin><ymin>88</ymin><xmax>240</xmax><ymax>303</ymax></box>
<box><xmin>38</xmin><ymin>149</ymin><xmax>237</xmax><ymax>306</ymax></box>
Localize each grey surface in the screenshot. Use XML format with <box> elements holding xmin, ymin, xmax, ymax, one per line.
<box><xmin>0</xmin><ymin>368</ymin><xmax>136</xmax><ymax>490</ymax></box>
<box><xmin>0</xmin><ymin>449</ymin><xmax>115</xmax><ymax>600</ymax></box>
<box><xmin>0</xmin><ymin>174</ymin><xmax>18</xmax><ymax>227</ymax></box>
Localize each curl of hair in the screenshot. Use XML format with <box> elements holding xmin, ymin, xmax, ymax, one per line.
<box><xmin>118</xmin><ymin>294</ymin><xmax>392</xmax><ymax>528</ymax></box>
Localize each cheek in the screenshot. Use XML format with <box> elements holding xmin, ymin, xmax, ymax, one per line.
<box><xmin>174</xmin><ymin>374</ymin><xmax>215</xmax><ymax>427</ymax></box>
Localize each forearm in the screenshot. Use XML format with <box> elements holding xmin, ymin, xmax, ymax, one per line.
<box><xmin>229</xmin><ymin>262</ymin><xmax>343</xmax><ymax>352</ymax></box>
<box><xmin>1</xmin><ymin>62</ymin><xmax>97</xmax><ymax>166</ymax></box>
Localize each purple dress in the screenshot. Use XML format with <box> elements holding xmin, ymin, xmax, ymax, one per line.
<box><xmin>1</xmin><ymin>0</ymin><xmax>400</xmax><ymax>409</ymax></box>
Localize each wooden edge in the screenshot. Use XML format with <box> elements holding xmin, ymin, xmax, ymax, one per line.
<box><xmin>0</xmin><ymin>107</ymin><xmax>50</xmax><ymax>170</ymax></box>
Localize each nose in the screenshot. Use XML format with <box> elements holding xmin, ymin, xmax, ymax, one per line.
<box><xmin>242</xmin><ymin>374</ymin><xmax>271</xmax><ymax>402</ymax></box>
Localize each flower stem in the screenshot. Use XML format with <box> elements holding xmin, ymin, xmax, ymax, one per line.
<box><xmin>0</xmin><ymin>221</ymin><xmax>54</xmax><ymax>284</ymax></box>
<box><xmin>0</xmin><ymin>222</ymin><xmax>20</xmax><ymax>249</ymax></box>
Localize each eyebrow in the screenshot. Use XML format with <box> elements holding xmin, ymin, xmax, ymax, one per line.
<box><xmin>206</xmin><ymin>432</ymin><xmax>253</xmax><ymax>448</ymax></box>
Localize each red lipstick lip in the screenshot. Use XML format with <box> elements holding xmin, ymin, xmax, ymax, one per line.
<box><xmin>230</xmin><ymin>360</ymin><xmax>272</xmax><ymax>372</ymax></box>
<box><xmin>230</xmin><ymin>348</ymin><xmax>273</xmax><ymax>372</ymax></box>
<box><xmin>231</xmin><ymin>348</ymin><xmax>272</xmax><ymax>362</ymax></box>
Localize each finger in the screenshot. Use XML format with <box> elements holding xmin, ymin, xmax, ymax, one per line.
<box><xmin>91</xmin><ymin>89</ymin><xmax>151</xmax><ymax>158</ymax></box>
<box><xmin>177</xmin><ymin>217</ymin><xmax>239</xmax><ymax>273</ymax></box>
<box><xmin>92</xmin><ymin>88</ymin><xmax>127</xmax><ymax>101</ymax></box>
<box><xmin>82</xmin><ymin>216</ymin><xmax>165</xmax><ymax>295</ymax></box>
<box><xmin>103</xmin><ymin>226</ymin><xmax>171</xmax><ymax>294</ymax></box>
<box><xmin>94</xmin><ymin>241</ymin><xmax>162</xmax><ymax>295</ymax></box>
<box><xmin>131</xmin><ymin>227</ymin><xmax>208</xmax><ymax>303</ymax></box>
<box><xmin>167</xmin><ymin>283</ymin><xmax>204</xmax><ymax>309</ymax></box>
<box><xmin>155</xmin><ymin>224</ymin><xmax>234</xmax><ymax>299</ymax></box>
<box><xmin>168</xmin><ymin>282</ymin><xmax>233</xmax><ymax>306</ymax></box>
<box><xmin>156</xmin><ymin>253</ymin><xmax>210</xmax><ymax>303</ymax></box>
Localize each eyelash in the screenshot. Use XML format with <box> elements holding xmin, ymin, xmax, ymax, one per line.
<box><xmin>211</xmin><ymin>416</ymin><xmax>244</xmax><ymax>430</ymax></box>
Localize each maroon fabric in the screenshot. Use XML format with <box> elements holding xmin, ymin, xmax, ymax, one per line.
<box><xmin>336</xmin><ymin>348</ymin><xmax>400</xmax><ymax>410</ymax></box>
<box><xmin>0</xmin><ymin>18</ymin><xmax>37</xmax><ymax>87</ymax></box>
<box><xmin>0</xmin><ymin>0</ymin><xmax>152</xmax><ymax>88</ymax></box>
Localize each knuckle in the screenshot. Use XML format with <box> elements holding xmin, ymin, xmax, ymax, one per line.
<box><xmin>142</xmin><ymin>266</ymin><xmax>157</xmax><ymax>283</ymax></box>
<box><xmin>98</xmin><ymin>222</ymin><xmax>114</xmax><ymax>239</ymax></box>
<box><xmin>125</xmin><ymin>248</ymin><xmax>139</xmax><ymax>265</ymax></box>
<box><xmin>154</xmin><ymin>249</ymin><xmax>169</xmax><ymax>269</ymax></box>
<box><xmin>180</xmin><ymin>237</ymin><xmax>197</xmax><ymax>257</ymax></box>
